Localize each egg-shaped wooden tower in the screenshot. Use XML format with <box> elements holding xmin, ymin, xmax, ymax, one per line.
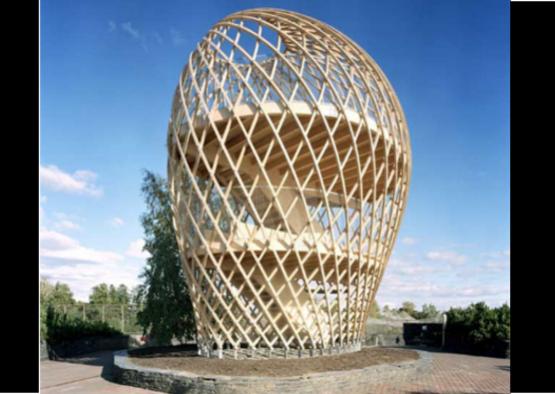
<box><xmin>167</xmin><ymin>8</ymin><xmax>411</xmax><ymax>358</ymax></box>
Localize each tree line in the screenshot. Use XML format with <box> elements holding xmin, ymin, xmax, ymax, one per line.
<box><xmin>40</xmin><ymin>278</ymin><xmax>139</xmax><ymax>306</ymax></box>
<box><xmin>368</xmin><ymin>300</ymin><xmax>441</xmax><ymax>320</ymax></box>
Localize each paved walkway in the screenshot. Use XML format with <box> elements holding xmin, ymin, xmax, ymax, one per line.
<box><xmin>40</xmin><ymin>351</ymin><xmax>157</xmax><ymax>393</ymax></box>
<box><xmin>40</xmin><ymin>348</ymin><xmax>510</xmax><ymax>393</ymax></box>
<box><xmin>366</xmin><ymin>349</ymin><xmax>510</xmax><ymax>393</ymax></box>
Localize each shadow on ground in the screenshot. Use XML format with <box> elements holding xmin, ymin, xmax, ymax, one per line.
<box><xmin>398</xmin><ymin>345</ymin><xmax>510</xmax><ymax>360</ymax></box>
<box><xmin>129</xmin><ymin>343</ymin><xmax>198</xmax><ymax>358</ymax></box>
<box><xmin>53</xmin><ymin>351</ymin><xmax>114</xmax><ymax>367</ymax></box>
<box><xmin>387</xmin><ymin>345</ymin><xmax>448</xmax><ymax>354</ymax></box>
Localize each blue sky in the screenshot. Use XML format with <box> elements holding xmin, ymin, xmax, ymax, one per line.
<box><xmin>39</xmin><ymin>0</ymin><xmax>509</xmax><ymax>309</ymax></box>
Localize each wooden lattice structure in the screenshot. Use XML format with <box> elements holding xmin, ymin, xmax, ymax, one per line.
<box><xmin>167</xmin><ymin>8</ymin><xmax>412</xmax><ymax>358</ymax></box>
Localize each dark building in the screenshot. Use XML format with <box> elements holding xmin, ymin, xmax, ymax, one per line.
<box><xmin>403</xmin><ymin>322</ymin><xmax>443</xmax><ymax>347</ymax></box>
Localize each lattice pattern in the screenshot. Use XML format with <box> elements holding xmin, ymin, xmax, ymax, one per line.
<box><xmin>167</xmin><ymin>8</ymin><xmax>412</xmax><ymax>358</ymax></box>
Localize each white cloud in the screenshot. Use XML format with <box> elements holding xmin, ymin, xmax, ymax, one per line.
<box><xmin>111</xmin><ymin>217</ymin><xmax>125</xmax><ymax>227</ymax></box>
<box><xmin>401</xmin><ymin>237</ymin><xmax>417</xmax><ymax>245</ymax></box>
<box><xmin>40</xmin><ymin>229</ymin><xmax>122</xmax><ymax>264</ymax></box>
<box><xmin>55</xmin><ymin>219</ymin><xmax>80</xmax><ymax>231</ymax></box>
<box><xmin>108</xmin><ymin>20</ymin><xmax>116</xmax><ymax>32</ymax></box>
<box><xmin>126</xmin><ymin>239</ymin><xmax>151</xmax><ymax>259</ymax></box>
<box><xmin>154</xmin><ymin>32</ymin><xmax>163</xmax><ymax>45</ymax></box>
<box><xmin>40</xmin><ymin>229</ymin><xmax>78</xmax><ymax>249</ymax></box>
<box><xmin>39</xmin><ymin>228</ymin><xmax>145</xmax><ymax>301</ymax></box>
<box><xmin>40</xmin><ymin>165</ymin><xmax>103</xmax><ymax>197</ymax></box>
<box><xmin>52</xmin><ymin>212</ymin><xmax>81</xmax><ymax>231</ymax></box>
<box><xmin>403</xmin><ymin>283</ymin><xmax>507</xmax><ymax>302</ymax></box>
<box><xmin>482</xmin><ymin>249</ymin><xmax>510</xmax><ymax>259</ymax></box>
<box><xmin>425</xmin><ymin>250</ymin><xmax>466</xmax><ymax>266</ymax></box>
<box><xmin>121</xmin><ymin>22</ymin><xmax>140</xmax><ymax>39</ymax></box>
<box><xmin>484</xmin><ymin>259</ymin><xmax>509</xmax><ymax>272</ymax></box>
<box><xmin>39</xmin><ymin>195</ymin><xmax>47</xmax><ymax>222</ymax></box>
<box><xmin>170</xmin><ymin>28</ymin><xmax>186</xmax><ymax>46</ymax></box>
<box><xmin>388</xmin><ymin>254</ymin><xmax>460</xmax><ymax>288</ymax></box>
<box><xmin>395</xmin><ymin>264</ymin><xmax>437</xmax><ymax>276</ymax></box>
<box><xmin>40</xmin><ymin>259</ymin><xmax>143</xmax><ymax>302</ymax></box>
<box><xmin>120</xmin><ymin>21</ymin><xmax>148</xmax><ymax>52</ymax></box>
<box><xmin>374</xmin><ymin>249</ymin><xmax>509</xmax><ymax>309</ymax></box>
<box><xmin>377</xmin><ymin>270</ymin><xmax>509</xmax><ymax>310</ymax></box>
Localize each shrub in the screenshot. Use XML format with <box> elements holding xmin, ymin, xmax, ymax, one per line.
<box><xmin>445</xmin><ymin>302</ymin><xmax>509</xmax><ymax>357</ymax></box>
<box><xmin>411</xmin><ymin>304</ymin><xmax>440</xmax><ymax>320</ymax></box>
<box><xmin>44</xmin><ymin>305</ymin><xmax>123</xmax><ymax>345</ymax></box>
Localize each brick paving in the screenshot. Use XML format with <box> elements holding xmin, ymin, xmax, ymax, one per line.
<box><xmin>40</xmin><ymin>348</ymin><xmax>510</xmax><ymax>393</ymax></box>
<box><xmin>364</xmin><ymin>350</ymin><xmax>510</xmax><ymax>393</ymax></box>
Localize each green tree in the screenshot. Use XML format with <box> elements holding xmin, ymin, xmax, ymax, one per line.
<box><xmin>44</xmin><ymin>305</ymin><xmax>122</xmax><ymax>345</ymax></box>
<box><xmin>40</xmin><ymin>277</ymin><xmax>76</xmax><ymax>340</ymax></box>
<box><xmin>109</xmin><ymin>285</ymin><xmax>118</xmax><ymax>304</ymax></box>
<box><xmin>89</xmin><ymin>283</ymin><xmax>130</xmax><ymax>304</ymax></box>
<box><xmin>40</xmin><ymin>277</ymin><xmax>55</xmax><ymax>339</ymax></box>
<box><xmin>494</xmin><ymin>303</ymin><xmax>510</xmax><ymax>339</ymax></box>
<box><xmin>40</xmin><ymin>276</ymin><xmax>54</xmax><ymax>305</ymax></box>
<box><xmin>412</xmin><ymin>303</ymin><xmax>440</xmax><ymax>320</ymax></box>
<box><xmin>368</xmin><ymin>299</ymin><xmax>381</xmax><ymax>318</ymax></box>
<box><xmin>116</xmin><ymin>284</ymin><xmax>130</xmax><ymax>305</ymax></box>
<box><xmin>89</xmin><ymin>283</ymin><xmax>111</xmax><ymax>304</ymax></box>
<box><xmin>445</xmin><ymin>302</ymin><xmax>510</xmax><ymax>356</ymax></box>
<box><xmin>130</xmin><ymin>285</ymin><xmax>144</xmax><ymax>306</ymax></box>
<box><xmin>135</xmin><ymin>171</ymin><xmax>195</xmax><ymax>344</ymax></box>
<box><xmin>421</xmin><ymin>304</ymin><xmax>439</xmax><ymax>319</ymax></box>
<box><xmin>399</xmin><ymin>301</ymin><xmax>416</xmax><ymax>317</ymax></box>
<box><xmin>40</xmin><ymin>278</ymin><xmax>75</xmax><ymax>306</ymax></box>
<box><xmin>50</xmin><ymin>283</ymin><xmax>75</xmax><ymax>305</ymax></box>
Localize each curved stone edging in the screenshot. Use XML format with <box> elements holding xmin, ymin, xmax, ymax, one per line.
<box><xmin>112</xmin><ymin>348</ymin><xmax>433</xmax><ymax>394</ymax></box>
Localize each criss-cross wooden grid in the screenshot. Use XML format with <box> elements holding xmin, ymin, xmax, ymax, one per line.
<box><xmin>167</xmin><ymin>8</ymin><xmax>412</xmax><ymax>359</ymax></box>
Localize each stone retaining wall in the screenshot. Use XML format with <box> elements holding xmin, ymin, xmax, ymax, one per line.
<box><xmin>112</xmin><ymin>348</ymin><xmax>433</xmax><ymax>394</ymax></box>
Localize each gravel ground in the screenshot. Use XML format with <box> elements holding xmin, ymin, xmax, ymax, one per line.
<box><xmin>129</xmin><ymin>346</ymin><xmax>419</xmax><ymax>377</ymax></box>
